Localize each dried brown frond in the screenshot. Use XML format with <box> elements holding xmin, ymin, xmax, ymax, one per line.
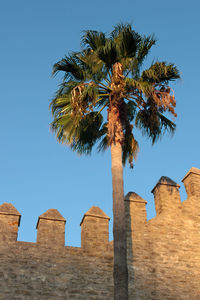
<box><xmin>152</xmin><ymin>85</ymin><xmax>177</xmax><ymax>117</ymax></box>
<box><xmin>71</xmin><ymin>83</ymin><xmax>95</xmax><ymax>118</ymax></box>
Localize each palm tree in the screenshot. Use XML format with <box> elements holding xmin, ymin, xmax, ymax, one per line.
<box><xmin>50</xmin><ymin>23</ymin><xmax>180</xmax><ymax>300</ymax></box>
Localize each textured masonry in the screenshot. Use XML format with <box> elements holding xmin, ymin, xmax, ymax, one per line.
<box><xmin>0</xmin><ymin>167</ymin><xmax>200</xmax><ymax>299</ymax></box>
<box><xmin>80</xmin><ymin>206</ymin><xmax>110</xmax><ymax>254</ymax></box>
<box><xmin>36</xmin><ymin>208</ymin><xmax>66</xmax><ymax>247</ymax></box>
<box><xmin>0</xmin><ymin>203</ymin><xmax>21</xmax><ymax>243</ymax></box>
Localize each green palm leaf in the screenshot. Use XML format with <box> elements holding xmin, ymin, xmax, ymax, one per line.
<box><xmin>142</xmin><ymin>61</ymin><xmax>180</xmax><ymax>84</ymax></box>
<box><xmin>81</xmin><ymin>30</ymin><xmax>106</xmax><ymax>50</ymax></box>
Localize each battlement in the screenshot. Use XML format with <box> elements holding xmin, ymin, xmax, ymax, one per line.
<box><xmin>0</xmin><ymin>167</ymin><xmax>200</xmax><ymax>250</ymax></box>
<box><xmin>0</xmin><ymin>204</ymin><xmax>112</xmax><ymax>254</ymax></box>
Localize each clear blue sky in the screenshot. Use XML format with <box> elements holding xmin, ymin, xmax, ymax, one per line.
<box><xmin>1</xmin><ymin>0</ymin><xmax>199</xmax><ymax>246</ymax></box>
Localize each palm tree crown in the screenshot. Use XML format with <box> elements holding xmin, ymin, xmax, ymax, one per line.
<box><xmin>51</xmin><ymin>23</ymin><xmax>179</xmax><ymax>168</ymax></box>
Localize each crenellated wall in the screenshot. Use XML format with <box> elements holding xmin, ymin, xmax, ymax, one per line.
<box><xmin>0</xmin><ymin>204</ymin><xmax>113</xmax><ymax>299</ymax></box>
<box><xmin>0</xmin><ymin>167</ymin><xmax>200</xmax><ymax>299</ymax></box>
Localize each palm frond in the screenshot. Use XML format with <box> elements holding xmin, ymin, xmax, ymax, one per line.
<box><xmin>54</xmin><ymin>80</ymin><xmax>81</xmax><ymax>98</ymax></box>
<box><xmin>158</xmin><ymin>112</ymin><xmax>176</xmax><ymax>134</ymax></box>
<box><xmin>70</xmin><ymin>112</ymin><xmax>106</xmax><ymax>154</ymax></box>
<box><xmin>52</xmin><ymin>53</ymin><xmax>89</xmax><ymax>82</ymax></box>
<box><xmin>122</xmin><ymin>127</ymin><xmax>139</xmax><ymax>168</ymax></box>
<box><xmin>110</xmin><ymin>23</ymin><xmax>132</xmax><ymax>38</ymax></box>
<box><xmin>50</xmin><ymin>94</ymin><xmax>71</xmax><ymax>115</ymax></box>
<box><xmin>97</xmin><ymin>40</ymin><xmax>118</xmax><ymax>69</ymax></box>
<box><xmin>51</xmin><ymin>113</ymin><xmax>75</xmax><ymax>143</ymax></box>
<box><xmin>142</xmin><ymin>62</ymin><xmax>180</xmax><ymax>84</ymax></box>
<box><xmin>116</xmin><ymin>26</ymin><xmax>141</xmax><ymax>59</ymax></box>
<box><xmin>97</xmin><ymin>124</ymin><xmax>109</xmax><ymax>152</ymax></box>
<box><xmin>135</xmin><ymin>102</ymin><xmax>176</xmax><ymax>144</ymax></box>
<box><xmin>136</xmin><ymin>34</ymin><xmax>156</xmax><ymax>66</ymax></box>
<box><xmin>81</xmin><ymin>30</ymin><xmax>106</xmax><ymax>50</ymax></box>
<box><xmin>125</xmin><ymin>101</ymin><xmax>137</xmax><ymax>122</ymax></box>
<box><xmin>78</xmin><ymin>49</ymin><xmax>107</xmax><ymax>82</ymax></box>
<box><xmin>125</xmin><ymin>77</ymin><xmax>152</xmax><ymax>98</ymax></box>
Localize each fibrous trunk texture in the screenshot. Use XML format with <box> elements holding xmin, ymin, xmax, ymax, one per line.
<box><xmin>109</xmin><ymin>62</ymin><xmax>128</xmax><ymax>299</ymax></box>
<box><xmin>111</xmin><ymin>142</ymin><xmax>128</xmax><ymax>300</ymax></box>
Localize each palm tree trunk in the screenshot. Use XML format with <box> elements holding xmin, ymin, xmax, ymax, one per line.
<box><xmin>111</xmin><ymin>142</ymin><xmax>128</xmax><ymax>300</ymax></box>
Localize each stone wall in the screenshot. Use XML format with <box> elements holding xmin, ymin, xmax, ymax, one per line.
<box><xmin>0</xmin><ymin>167</ymin><xmax>200</xmax><ymax>299</ymax></box>
<box><xmin>125</xmin><ymin>167</ymin><xmax>200</xmax><ymax>300</ymax></box>
<box><xmin>0</xmin><ymin>205</ymin><xmax>113</xmax><ymax>300</ymax></box>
